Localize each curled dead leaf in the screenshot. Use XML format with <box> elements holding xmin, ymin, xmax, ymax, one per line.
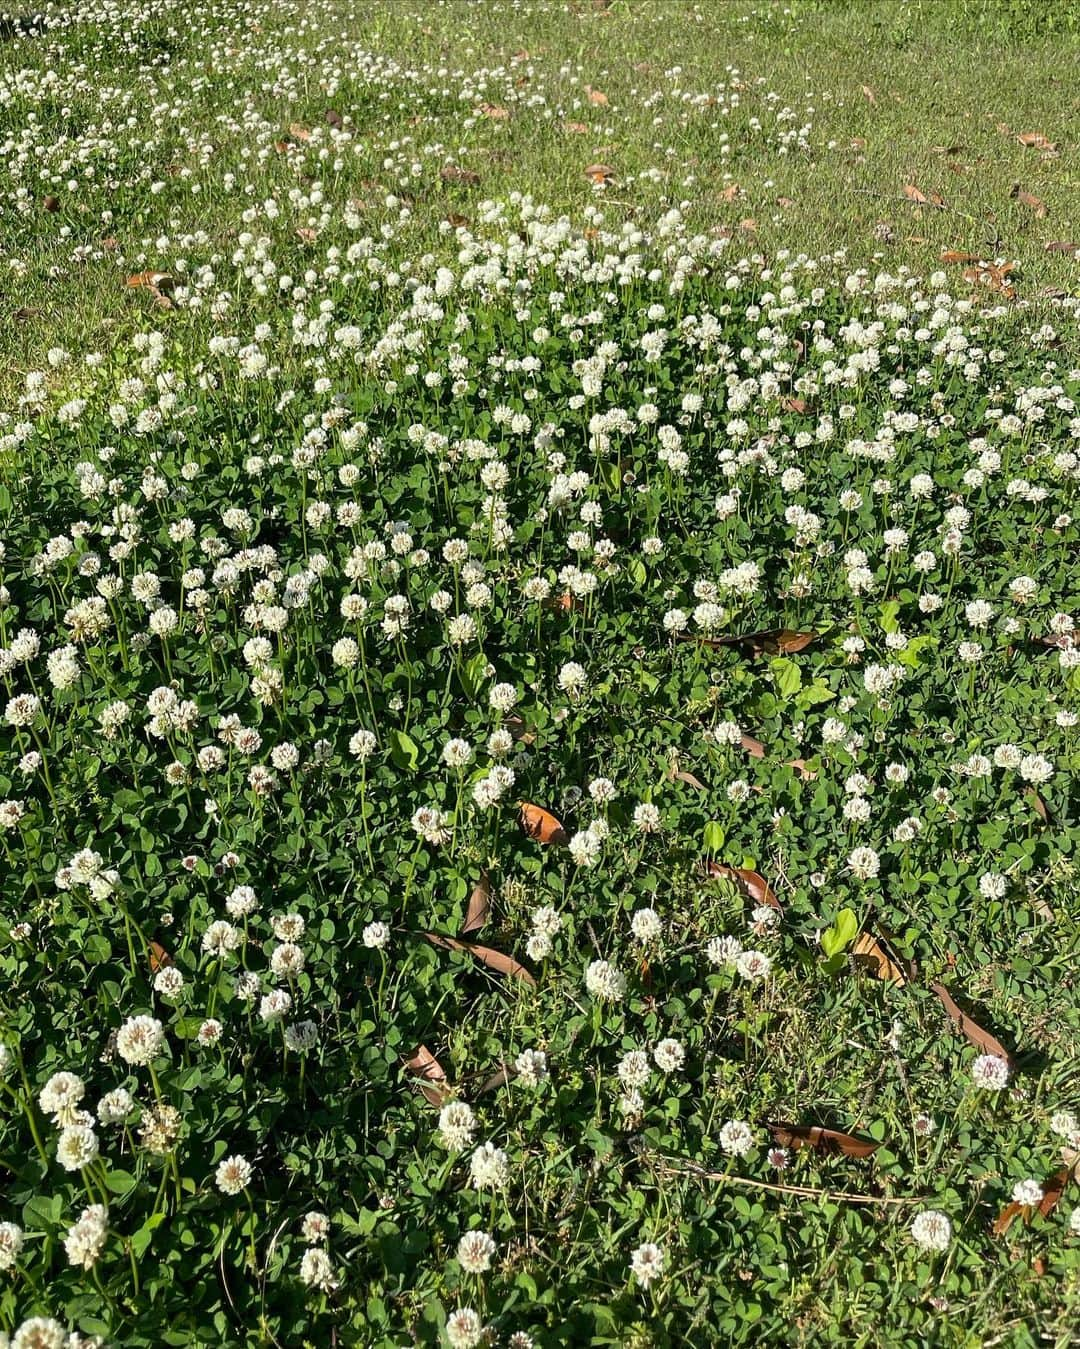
<box><xmin>1026</xmin><ymin>789</ymin><xmax>1051</xmax><ymax>826</ymax></box>
<box><xmin>781</xmin><ymin>396</ymin><xmax>807</xmax><ymax>413</ymax></box>
<box><xmin>127</xmin><ymin>270</ymin><xmax>174</xmax><ymax>294</ymax></box>
<box><xmin>851</xmin><ymin>931</ymin><xmax>909</xmax><ymax>987</ymax></box>
<box><xmin>479</xmin><ymin>103</ymin><xmax>509</xmax><ymax>120</ymax></box>
<box><xmin>704</xmin><ymin>861</ymin><xmax>782</xmax><ymax>912</ymax></box>
<box><xmin>940</xmin><ymin>250</ymin><xmax>982</xmax><ymax>264</ymax></box>
<box><xmin>288</xmin><ymin>122</ymin><xmax>311</xmax><ymax>141</ymax></box>
<box><xmin>1017</xmin><ymin>131</ymin><xmax>1055</xmax><ymax>151</ymax></box>
<box><xmin>440</xmin><ymin>164</ymin><xmax>480</xmax><ymax>186</ymax></box>
<box><xmin>587</xmin><ymin>87</ymin><xmax>608</xmax><ymax>106</ymax></box>
<box><xmin>1044</xmin><ymin>240</ymin><xmax>1080</xmax><ymax>254</ymax></box>
<box><xmin>462</xmin><ymin>871</ymin><xmax>492</xmax><ymax>934</ymax></box>
<box><xmin>403</xmin><ymin>1046</ymin><xmax>451</xmax><ymax>1107</ymax></box>
<box><xmin>740</xmin><ymin>733</ymin><xmax>766</xmax><ymax>759</ymax></box>
<box><xmin>930</xmin><ymin>982</ymin><xmax>1014</xmax><ymax>1065</ymax></box>
<box><xmin>668</xmin><ymin>765</ymin><xmax>706</xmax><ymax>792</ymax></box>
<box><xmin>424</xmin><ymin>933</ymin><xmax>537</xmax><ymax>987</ymax></box>
<box><xmin>1010</xmin><ymin>184</ymin><xmax>1047</xmax><ymax>218</ymax></box>
<box><xmin>148</xmin><ymin>941</ymin><xmax>173</xmax><ymax>973</ymax></box>
<box><xmin>769</xmin><ymin>1123</ymin><xmax>881</xmax><ymax>1158</ymax></box>
<box><xmin>519</xmin><ymin>802</ymin><xmax>569</xmax><ymax>846</ymax></box>
<box><xmin>720</xmin><ymin>182</ymin><xmax>741</xmax><ymax>202</ymax></box>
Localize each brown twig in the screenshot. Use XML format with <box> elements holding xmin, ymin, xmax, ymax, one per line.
<box><xmin>642</xmin><ymin>1151</ymin><xmax>925</xmax><ymax>1206</ymax></box>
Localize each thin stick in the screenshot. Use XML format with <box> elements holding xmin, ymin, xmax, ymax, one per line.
<box><xmin>643</xmin><ymin>1152</ymin><xmax>925</xmax><ymax>1206</ymax></box>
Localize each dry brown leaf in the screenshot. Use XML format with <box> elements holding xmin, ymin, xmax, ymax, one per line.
<box><xmin>478</xmin><ymin>1064</ymin><xmax>516</xmax><ymax>1094</ymax></box>
<box><xmin>504</xmin><ymin>714</ymin><xmax>535</xmax><ymax>746</ymax></box>
<box><xmin>785</xmin><ymin>758</ymin><xmax>817</xmax><ymax>781</ymax></box>
<box><xmin>425</xmin><ymin>933</ymin><xmax>537</xmax><ymax>986</ymax></box>
<box><xmin>1026</xmin><ymin>789</ymin><xmax>1051</xmax><ymax>825</ymax></box>
<box><xmin>930</xmin><ymin>982</ymin><xmax>1013</xmax><ymax>1065</ymax></box>
<box><xmin>445</xmin><ymin>212</ymin><xmax>471</xmax><ymax>229</ymax></box>
<box><xmin>148</xmin><ymin>941</ymin><xmax>173</xmax><ymax>973</ymax></box>
<box><xmin>403</xmin><ymin>1046</ymin><xmax>451</xmax><ymax>1107</ymax></box>
<box><xmin>462</xmin><ymin>871</ymin><xmax>492</xmax><ymax>934</ymax></box>
<box><xmin>1010</xmin><ymin>185</ymin><xmax>1047</xmax><ymax>217</ymax></box>
<box><xmin>564</xmin><ymin>120</ymin><xmax>589</xmax><ymax>134</ymax></box>
<box><xmin>769</xmin><ymin>1123</ymin><xmax>881</xmax><ymax>1159</ymax></box>
<box><xmin>325</xmin><ymin>109</ymin><xmax>343</xmax><ymax>129</ymax></box>
<box><xmin>441</xmin><ymin>164</ymin><xmax>481</xmax><ymax>186</ymax></box>
<box><xmin>720</xmin><ymin>182</ymin><xmax>741</xmax><ymax>202</ymax></box>
<box><xmin>668</xmin><ymin>765</ymin><xmax>707</xmax><ymax>792</ymax></box>
<box><xmin>1044</xmin><ymin>240</ymin><xmax>1080</xmax><ymax>254</ymax></box>
<box><xmin>519</xmin><ymin>802</ymin><xmax>569</xmax><ymax>846</ymax></box>
<box><xmin>288</xmin><ymin>122</ymin><xmax>311</xmax><ymax>141</ymax></box>
<box><xmin>1017</xmin><ymin>131</ymin><xmax>1055</xmax><ymax>150</ymax></box>
<box><xmin>704</xmin><ymin>861</ymin><xmax>782</xmax><ymax>912</ymax></box>
<box><xmin>781</xmin><ymin>396</ymin><xmax>808</xmax><ymax>413</ymax></box>
<box><xmin>587</xmin><ymin>87</ymin><xmax>608</xmax><ymax>106</ymax></box>
<box><xmin>126</xmin><ymin>270</ymin><xmax>174</xmax><ymax>293</ymax></box>
<box><xmin>994</xmin><ymin>1166</ymin><xmax>1073</xmax><ymax>1236</ymax></box>
<box><xmin>941</xmin><ymin>250</ymin><xmax>982</xmax><ymax>264</ymax></box>
<box><xmin>902</xmin><ymin>184</ymin><xmax>930</xmax><ymax>205</ymax></box>
<box><xmin>739</xmin><ymin>217</ymin><xmax>758</xmax><ymax>232</ymax></box>
<box><xmin>740</xmin><ymin>733</ymin><xmax>766</xmax><ymax>759</ymax></box>
<box><xmin>962</xmin><ymin>262</ymin><xmax>1016</xmax><ymax>298</ymax></box>
<box><xmin>861</xmin><ymin>85</ymin><xmax>876</xmax><ymax>104</ymax></box>
<box><xmin>42</xmin><ymin>195</ymin><xmax>60</xmax><ymax>213</ymax></box>
<box><xmin>479</xmin><ymin>103</ymin><xmax>510</xmax><ymax>120</ymax></box>
<box><xmin>850</xmin><ymin>136</ymin><xmax>867</xmax><ymax>151</ymax></box>
<box><xmin>851</xmin><ymin>931</ymin><xmax>908</xmax><ymax>987</ymax></box>
<box><xmin>776</xmin><ymin>196</ymin><xmax>795</xmax><ymax>208</ymax></box>
<box><xmin>295</xmin><ymin>227</ymin><xmax>318</xmax><ymax>243</ymax></box>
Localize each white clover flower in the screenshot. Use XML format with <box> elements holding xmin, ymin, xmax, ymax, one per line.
<box><xmin>718</xmin><ymin>1120</ymin><xmax>755</xmax><ymax>1156</ymax></box>
<box><xmin>445</xmin><ymin>1309</ymin><xmax>485</xmax><ymax>1349</ymax></box>
<box><xmin>585</xmin><ymin>959</ymin><xmax>626</xmax><ymax>1003</ymax></box>
<box><xmin>629</xmin><ymin>1241</ymin><xmax>665</xmax><ymax>1288</ymax></box>
<box><xmin>456</xmin><ymin>1229</ymin><xmax>496</xmax><ymax>1274</ymax></box>
<box><xmin>653</xmin><ymin>1038</ymin><xmax>685</xmax><ymax>1073</ymax></box>
<box><xmin>215</xmin><ymin>1154</ymin><xmax>253</xmax><ymax>1195</ymax></box>
<box><xmin>971</xmin><ymin>1054</ymin><xmax>1009</xmax><ymax>1090</ymax></box>
<box><xmin>299</xmin><ymin>1246</ymin><xmax>337</xmax><ymax>1291</ymax></box>
<box><xmin>438</xmin><ymin>1101</ymin><xmax>477</xmax><ymax>1151</ymax></box>
<box><xmin>909</xmin><ymin>1210</ymin><xmax>952</xmax><ymax>1251</ymax></box>
<box><xmin>469</xmin><ymin>1142</ymin><xmax>510</xmax><ymax>1191</ymax></box>
<box><xmin>631</xmin><ymin>908</ymin><xmax>662</xmax><ymax>943</ymax></box>
<box><xmin>115</xmin><ymin>1015</ymin><xmax>164</xmax><ymax>1067</ymax></box>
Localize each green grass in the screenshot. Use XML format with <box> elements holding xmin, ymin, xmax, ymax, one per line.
<box><xmin>0</xmin><ymin>3</ymin><xmax>1079</xmax><ymax>1347</ymax></box>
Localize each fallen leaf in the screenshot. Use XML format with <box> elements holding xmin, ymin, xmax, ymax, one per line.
<box><xmin>587</xmin><ymin>87</ymin><xmax>608</xmax><ymax>106</ymax></box>
<box><xmin>851</xmin><ymin>931</ymin><xmax>908</xmax><ymax>987</ymax></box>
<box><xmin>740</xmin><ymin>733</ymin><xmax>766</xmax><ymax>759</ymax></box>
<box><xmin>1026</xmin><ymin>789</ymin><xmax>1051</xmax><ymax>825</ymax></box>
<box><xmin>781</xmin><ymin>396</ymin><xmax>807</xmax><ymax>413</ymax></box>
<box><xmin>1010</xmin><ymin>185</ymin><xmax>1047</xmax><ymax>217</ymax></box>
<box><xmin>994</xmin><ymin>1166</ymin><xmax>1073</xmax><ymax>1236</ymax></box>
<box><xmin>425</xmin><ymin>933</ymin><xmax>537</xmax><ymax>986</ymax></box>
<box><xmin>148</xmin><ymin>941</ymin><xmax>173</xmax><ymax>973</ymax></box>
<box><xmin>719</xmin><ymin>628</ymin><xmax>816</xmax><ymax>657</ymax></box>
<box><xmin>462</xmin><ymin>871</ymin><xmax>492</xmax><ymax>934</ymax></box>
<box><xmin>720</xmin><ymin>182</ymin><xmax>741</xmax><ymax>202</ymax></box>
<box><xmin>1017</xmin><ymin>131</ymin><xmax>1055</xmax><ymax>150</ymax></box>
<box><xmin>902</xmin><ymin>184</ymin><xmax>930</xmax><ymax>205</ymax></box>
<box><xmin>519</xmin><ymin>802</ymin><xmax>569</xmax><ymax>846</ymax></box>
<box><xmin>445</xmin><ymin>212</ymin><xmax>470</xmax><ymax>228</ymax></box>
<box><xmin>769</xmin><ymin>1123</ymin><xmax>881</xmax><ymax>1158</ymax></box>
<box><xmin>126</xmin><ymin>270</ymin><xmax>174</xmax><ymax>293</ymax></box>
<box><xmin>478</xmin><ymin>1064</ymin><xmax>516</xmax><ymax>1094</ymax></box>
<box><xmin>669</xmin><ymin>766</ymin><xmax>706</xmax><ymax>791</ymax></box>
<box><xmin>930</xmin><ymin>982</ymin><xmax>1013</xmax><ymax>1065</ymax></box>
<box><xmin>850</xmin><ymin>136</ymin><xmax>867</xmax><ymax>151</ymax></box>
<box><xmin>962</xmin><ymin>262</ymin><xmax>1016</xmax><ymax>298</ymax></box>
<box><xmin>785</xmin><ymin>758</ymin><xmax>817</xmax><ymax>781</ymax></box>
<box><xmin>940</xmin><ymin>250</ymin><xmax>982</xmax><ymax>264</ymax></box>
<box><xmin>440</xmin><ymin>164</ymin><xmax>481</xmax><ymax>186</ymax></box>
<box><xmin>776</xmin><ymin>196</ymin><xmax>795</xmax><ymax>208</ymax></box>
<box><xmin>403</xmin><ymin>1046</ymin><xmax>451</xmax><ymax>1107</ymax></box>
<box><xmin>288</xmin><ymin>122</ymin><xmax>311</xmax><ymax>141</ymax></box>
<box><xmin>1044</xmin><ymin>240</ymin><xmax>1080</xmax><ymax>254</ymax></box>
<box><xmin>295</xmin><ymin>227</ymin><xmax>318</xmax><ymax>243</ymax></box>
<box><xmin>861</xmin><ymin>85</ymin><xmax>876</xmax><ymax>104</ymax></box>
<box><xmin>504</xmin><ymin>714</ymin><xmax>535</xmax><ymax>745</ymax></box>
<box><xmin>739</xmin><ymin>217</ymin><xmax>758</xmax><ymax>233</ymax></box>
<box><xmin>479</xmin><ymin>103</ymin><xmax>510</xmax><ymax>120</ymax></box>
<box><xmin>42</xmin><ymin>195</ymin><xmax>60</xmax><ymax>212</ymax></box>
<box><xmin>325</xmin><ymin>109</ymin><xmax>343</xmax><ymax>129</ymax></box>
<box><xmin>564</xmin><ymin>120</ymin><xmax>589</xmax><ymax>134</ymax></box>
<box><xmin>704</xmin><ymin>861</ymin><xmax>782</xmax><ymax>911</ymax></box>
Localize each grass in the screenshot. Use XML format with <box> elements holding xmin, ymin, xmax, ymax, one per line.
<box><xmin>3</xmin><ymin>0</ymin><xmax>1079</xmax><ymax>402</ymax></box>
<box><xmin>0</xmin><ymin>2</ymin><xmax>1078</xmax><ymax>1347</ymax></box>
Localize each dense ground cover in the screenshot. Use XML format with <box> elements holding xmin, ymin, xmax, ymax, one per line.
<box><xmin>0</xmin><ymin>2</ymin><xmax>1079</xmax><ymax>1346</ymax></box>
